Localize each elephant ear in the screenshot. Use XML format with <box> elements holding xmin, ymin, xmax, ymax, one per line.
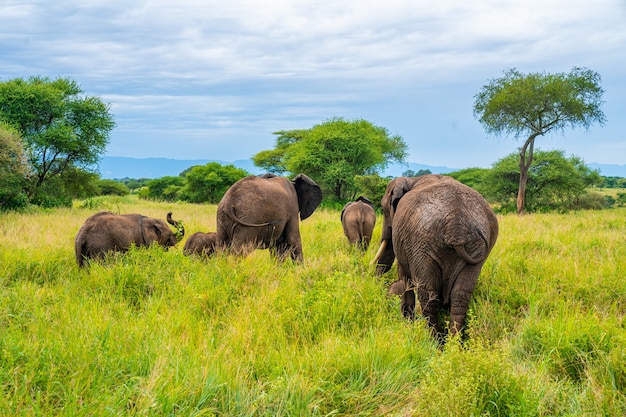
<box><xmin>293</xmin><ymin>174</ymin><xmax>323</xmax><ymax>220</ymax></box>
<box><xmin>355</xmin><ymin>195</ymin><xmax>374</xmax><ymax>209</ymax></box>
<box><xmin>390</xmin><ymin>177</ymin><xmax>413</xmax><ymax>211</ymax></box>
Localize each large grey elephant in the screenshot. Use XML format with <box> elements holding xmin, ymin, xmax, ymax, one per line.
<box><xmin>183</xmin><ymin>231</ymin><xmax>218</xmax><ymax>257</ymax></box>
<box><xmin>373</xmin><ymin>174</ymin><xmax>498</xmax><ymax>339</ymax></box>
<box><xmin>216</xmin><ymin>173</ymin><xmax>322</xmax><ymax>262</ymax></box>
<box><xmin>75</xmin><ymin>212</ymin><xmax>184</xmax><ymax>267</ymax></box>
<box><xmin>341</xmin><ymin>196</ymin><xmax>376</xmax><ymax>250</ymax></box>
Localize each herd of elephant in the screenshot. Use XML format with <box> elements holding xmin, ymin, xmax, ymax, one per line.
<box><xmin>75</xmin><ymin>173</ymin><xmax>498</xmax><ymax>340</ymax></box>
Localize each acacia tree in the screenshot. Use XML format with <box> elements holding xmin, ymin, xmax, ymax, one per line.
<box><xmin>473</xmin><ymin>67</ymin><xmax>605</xmax><ymax>214</ymax></box>
<box><xmin>0</xmin><ymin>76</ymin><xmax>115</xmax><ymax>204</ymax></box>
<box><xmin>253</xmin><ymin>117</ymin><xmax>407</xmax><ymax>200</ymax></box>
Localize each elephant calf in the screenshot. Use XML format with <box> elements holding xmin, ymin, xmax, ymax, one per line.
<box><xmin>75</xmin><ymin>211</ymin><xmax>184</xmax><ymax>267</ymax></box>
<box><xmin>183</xmin><ymin>231</ymin><xmax>218</xmax><ymax>257</ymax></box>
<box><xmin>341</xmin><ymin>196</ymin><xmax>376</xmax><ymax>250</ymax></box>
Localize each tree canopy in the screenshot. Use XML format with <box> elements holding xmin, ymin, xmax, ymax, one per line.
<box><xmin>473</xmin><ymin>67</ymin><xmax>605</xmax><ymax>214</ymax></box>
<box><xmin>0</xmin><ymin>122</ymin><xmax>30</xmax><ymax>210</ymax></box>
<box><xmin>253</xmin><ymin>117</ymin><xmax>407</xmax><ymax>201</ymax></box>
<box><xmin>482</xmin><ymin>149</ymin><xmax>602</xmax><ymax>213</ymax></box>
<box><xmin>181</xmin><ymin>162</ymin><xmax>249</xmax><ymax>204</ymax></box>
<box><xmin>0</xmin><ymin>76</ymin><xmax>115</xmax><ymax>205</ymax></box>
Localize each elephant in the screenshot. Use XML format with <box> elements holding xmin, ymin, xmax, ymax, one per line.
<box><xmin>373</xmin><ymin>174</ymin><xmax>498</xmax><ymax>340</ymax></box>
<box><xmin>216</xmin><ymin>173</ymin><xmax>322</xmax><ymax>262</ymax></box>
<box><xmin>183</xmin><ymin>231</ymin><xmax>218</xmax><ymax>257</ymax></box>
<box><xmin>341</xmin><ymin>196</ymin><xmax>376</xmax><ymax>250</ymax></box>
<box><xmin>75</xmin><ymin>211</ymin><xmax>185</xmax><ymax>267</ymax></box>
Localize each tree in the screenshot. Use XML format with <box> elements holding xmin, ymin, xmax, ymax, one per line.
<box><xmin>402</xmin><ymin>169</ymin><xmax>432</xmax><ymax>177</ymax></box>
<box><xmin>253</xmin><ymin>117</ymin><xmax>407</xmax><ymax>201</ymax></box>
<box><xmin>447</xmin><ymin>167</ymin><xmax>490</xmax><ymax>193</ymax></box>
<box><xmin>483</xmin><ymin>149</ymin><xmax>601</xmax><ymax>213</ymax></box>
<box><xmin>0</xmin><ymin>122</ymin><xmax>29</xmax><ymax>210</ymax></box>
<box><xmin>143</xmin><ymin>176</ymin><xmax>185</xmax><ymax>201</ymax></box>
<box><xmin>473</xmin><ymin>67</ymin><xmax>605</xmax><ymax>214</ymax></box>
<box><xmin>95</xmin><ymin>179</ymin><xmax>130</xmax><ymax>196</ymax></box>
<box><xmin>181</xmin><ymin>162</ymin><xmax>249</xmax><ymax>203</ymax></box>
<box><xmin>0</xmin><ymin>76</ymin><xmax>115</xmax><ymax>204</ymax></box>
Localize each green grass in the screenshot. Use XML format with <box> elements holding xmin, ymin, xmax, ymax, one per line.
<box><xmin>0</xmin><ymin>196</ymin><xmax>625</xmax><ymax>416</ymax></box>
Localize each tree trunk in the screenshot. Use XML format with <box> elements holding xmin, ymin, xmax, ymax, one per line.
<box><xmin>516</xmin><ymin>134</ymin><xmax>539</xmax><ymax>214</ymax></box>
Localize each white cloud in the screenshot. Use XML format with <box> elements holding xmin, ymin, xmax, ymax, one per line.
<box><xmin>1</xmin><ymin>0</ymin><xmax>625</xmax><ymax>166</ymax></box>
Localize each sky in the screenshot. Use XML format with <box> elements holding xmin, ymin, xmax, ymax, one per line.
<box><xmin>1</xmin><ymin>0</ymin><xmax>625</xmax><ymax>170</ymax></box>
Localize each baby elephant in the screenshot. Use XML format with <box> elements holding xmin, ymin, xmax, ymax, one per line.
<box><xmin>341</xmin><ymin>196</ymin><xmax>376</xmax><ymax>250</ymax></box>
<box><xmin>183</xmin><ymin>232</ymin><xmax>218</xmax><ymax>257</ymax></box>
<box><xmin>75</xmin><ymin>211</ymin><xmax>184</xmax><ymax>267</ymax></box>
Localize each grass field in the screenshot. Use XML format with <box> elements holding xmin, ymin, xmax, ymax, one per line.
<box><xmin>1</xmin><ymin>195</ymin><xmax>625</xmax><ymax>416</ymax></box>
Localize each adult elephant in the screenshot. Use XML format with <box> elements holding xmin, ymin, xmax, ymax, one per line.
<box><xmin>373</xmin><ymin>174</ymin><xmax>498</xmax><ymax>339</ymax></box>
<box><xmin>216</xmin><ymin>173</ymin><xmax>322</xmax><ymax>262</ymax></box>
<box><xmin>341</xmin><ymin>196</ymin><xmax>376</xmax><ymax>250</ymax></box>
<box><xmin>75</xmin><ymin>212</ymin><xmax>185</xmax><ymax>267</ymax></box>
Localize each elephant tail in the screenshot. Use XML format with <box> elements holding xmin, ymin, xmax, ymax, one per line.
<box><xmin>224</xmin><ymin>206</ymin><xmax>281</xmax><ymax>228</ymax></box>
<box><xmin>451</xmin><ymin>228</ymin><xmax>490</xmax><ymax>265</ymax></box>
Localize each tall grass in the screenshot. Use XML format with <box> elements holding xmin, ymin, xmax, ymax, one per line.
<box><xmin>0</xmin><ymin>196</ymin><xmax>624</xmax><ymax>416</ymax></box>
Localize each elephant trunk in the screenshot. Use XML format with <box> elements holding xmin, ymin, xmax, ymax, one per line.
<box><xmin>167</xmin><ymin>212</ymin><xmax>185</xmax><ymax>240</ymax></box>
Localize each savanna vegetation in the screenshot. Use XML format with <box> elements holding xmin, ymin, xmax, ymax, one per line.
<box><xmin>0</xmin><ymin>196</ymin><xmax>624</xmax><ymax>416</ymax></box>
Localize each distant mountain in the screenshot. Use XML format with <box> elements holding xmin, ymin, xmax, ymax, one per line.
<box><xmin>98</xmin><ymin>156</ymin><xmax>457</xmax><ymax>179</ymax></box>
<box><xmin>587</xmin><ymin>163</ymin><xmax>626</xmax><ymax>177</ymax></box>
<box><xmin>98</xmin><ymin>156</ymin><xmax>264</xmax><ymax>179</ymax></box>
<box><xmin>98</xmin><ymin>156</ymin><xmax>626</xmax><ymax>180</ymax></box>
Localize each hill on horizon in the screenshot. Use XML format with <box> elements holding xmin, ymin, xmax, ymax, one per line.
<box><xmin>98</xmin><ymin>156</ymin><xmax>626</xmax><ymax>180</ymax></box>
<box><xmin>97</xmin><ymin>156</ymin><xmax>458</xmax><ymax>180</ymax></box>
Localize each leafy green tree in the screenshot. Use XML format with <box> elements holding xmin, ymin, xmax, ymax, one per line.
<box><xmin>0</xmin><ymin>76</ymin><xmax>115</xmax><ymax>205</ymax></box>
<box><xmin>95</xmin><ymin>179</ymin><xmax>130</xmax><ymax>196</ymax></box>
<box><xmin>353</xmin><ymin>174</ymin><xmax>390</xmax><ymax>209</ymax></box>
<box><xmin>115</xmin><ymin>177</ymin><xmax>150</xmax><ymax>193</ymax></box>
<box><xmin>181</xmin><ymin>162</ymin><xmax>249</xmax><ymax>203</ymax></box>
<box><xmin>447</xmin><ymin>167</ymin><xmax>490</xmax><ymax>194</ymax></box>
<box><xmin>473</xmin><ymin>67</ymin><xmax>605</xmax><ymax>214</ymax></box>
<box><xmin>402</xmin><ymin>169</ymin><xmax>432</xmax><ymax>177</ymax></box>
<box><xmin>253</xmin><ymin>117</ymin><xmax>407</xmax><ymax>201</ymax></box>
<box><xmin>144</xmin><ymin>176</ymin><xmax>185</xmax><ymax>201</ymax></box>
<box><xmin>0</xmin><ymin>122</ymin><xmax>29</xmax><ymax>210</ymax></box>
<box><xmin>484</xmin><ymin>149</ymin><xmax>601</xmax><ymax>213</ymax></box>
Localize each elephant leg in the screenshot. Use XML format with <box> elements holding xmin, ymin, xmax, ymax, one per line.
<box><xmin>400</xmin><ymin>288</ymin><xmax>416</xmax><ymax>320</ymax></box>
<box><xmin>280</xmin><ymin>222</ymin><xmax>303</xmax><ymax>262</ymax></box>
<box><xmin>395</xmin><ymin>264</ymin><xmax>414</xmax><ymax>319</ymax></box>
<box><xmin>417</xmin><ymin>287</ymin><xmax>443</xmax><ymax>336</ymax></box>
<box><xmin>270</xmin><ymin>240</ymin><xmax>296</xmax><ymax>262</ymax></box>
<box><xmin>448</xmin><ymin>267</ymin><xmax>479</xmax><ymax>337</ymax></box>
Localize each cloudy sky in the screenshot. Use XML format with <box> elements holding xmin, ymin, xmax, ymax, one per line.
<box><xmin>1</xmin><ymin>0</ymin><xmax>625</xmax><ymax>170</ymax></box>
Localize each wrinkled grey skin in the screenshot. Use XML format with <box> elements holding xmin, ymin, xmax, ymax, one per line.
<box><xmin>341</xmin><ymin>196</ymin><xmax>376</xmax><ymax>250</ymax></box>
<box><xmin>183</xmin><ymin>231</ymin><xmax>218</xmax><ymax>257</ymax></box>
<box><xmin>216</xmin><ymin>173</ymin><xmax>322</xmax><ymax>262</ymax></box>
<box><xmin>75</xmin><ymin>212</ymin><xmax>184</xmax><ymax>267</ymax></box>
<box><xmin>373</xmin><ymin>175</ymin><xmax>498</xmax><ymax>339</ymax></box>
